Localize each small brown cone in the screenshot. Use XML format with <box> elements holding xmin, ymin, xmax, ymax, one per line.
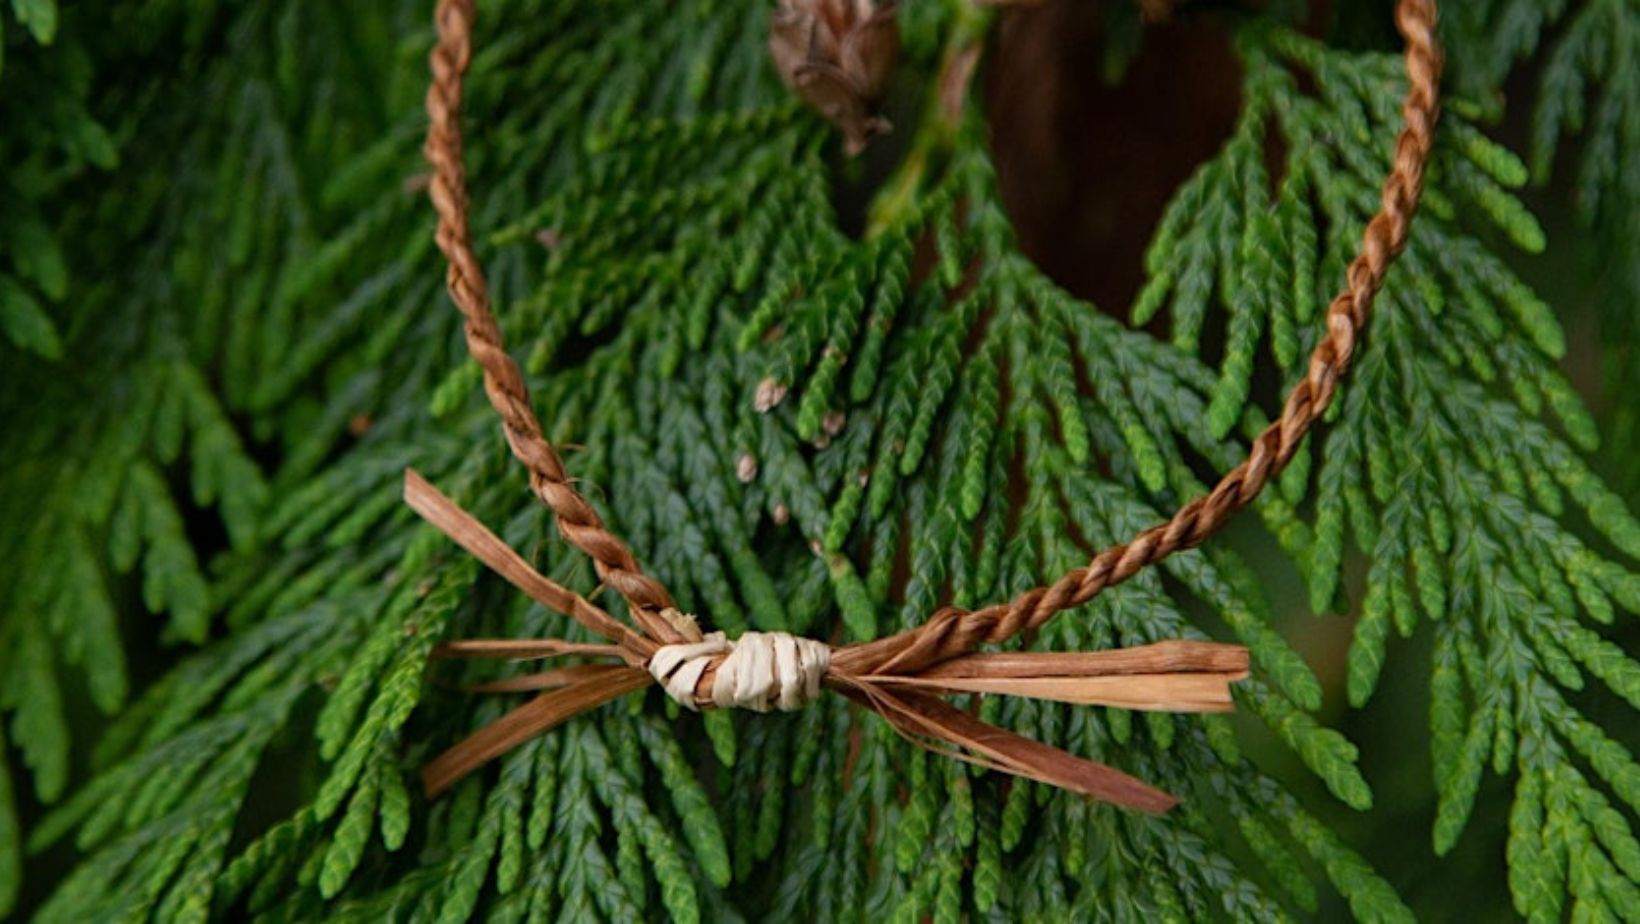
<box><xmin>769</xmin><ymin>0</ymin><xmax>900</xmax><ymax>155</ymax></box>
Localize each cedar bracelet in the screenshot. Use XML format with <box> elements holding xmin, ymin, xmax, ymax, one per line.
<box><xmin>413</xmin><ymin>0</ymin><xmax>1441</xmax><ymax>811</ymax></box>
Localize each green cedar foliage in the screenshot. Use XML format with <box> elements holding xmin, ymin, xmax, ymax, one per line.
<box><xmin>0</xmin><ymin>0</ymin><xmax>106</xmax><ymax>359</ymax></box>
<box><xmin>1452</xmin><ymin>0</ymin><xmax>1640</xmax><ymax>497</ymax></box>
<box><xmin>4</xmin><ymin>0</ymin><xmax>1640</xmax><ymax>920</ymax></box>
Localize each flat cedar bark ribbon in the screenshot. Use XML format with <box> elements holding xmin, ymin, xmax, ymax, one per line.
<box><xmin>417</xmin><ymin>0</ymin><xmax>1441</xmax><ymax>810</ymax></box>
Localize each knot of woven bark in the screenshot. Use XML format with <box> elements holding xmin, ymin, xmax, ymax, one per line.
<box><xmin>406</xmin><ymin>471</ymin><xmax>1244</xmax><ymax>813</ymax></box>
<box><xmin>647</xmin><ymin>620</ymin><xmax>831</xmax><ymax>712</ymax></box>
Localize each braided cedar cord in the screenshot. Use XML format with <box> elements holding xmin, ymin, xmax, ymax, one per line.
<box><xmin>425</xmin><ymin>0</ymin><xmax>691</xmax><ymax>645</ymax></box>
<box><xmin>424</xmin><ymin>0</ymin><xmax>1440</xmax><ymax>673</ymax></box>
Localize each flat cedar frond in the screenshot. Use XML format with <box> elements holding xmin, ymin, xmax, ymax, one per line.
<box><xmin>1525</xmin><ymin>0</ymin><xmax>1640</xmax><ymax>503</ymax></box>
<box><xmin>7</xmin><ymin>0</ymin><xmax>1640</xmax><ymax>921</ymax></box>
<box><xmin>1137</xmin><ymin>18</ymin><xmax>1640</xmax><ymax>923</ymax></box>
<box><xmin>0</xmin><ymin>0</ymin><xmax>111</xmax><ymax>364</ymax></box>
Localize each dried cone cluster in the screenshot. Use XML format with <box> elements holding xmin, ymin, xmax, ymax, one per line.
<box><xmin>769</xmin><ymin>0</ymin><xmax>899</xmax><ymax>155</ymax></box>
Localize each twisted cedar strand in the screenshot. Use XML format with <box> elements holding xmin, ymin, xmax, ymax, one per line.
<box><xmin>424</xmin><ymin>0</ymin><xmax>1440</xmax><ymax>674</ymax></box>
<box><xmin>425</xmin><ymin>0</ymin><xmax>691</xmax><ymax>646</ymax></box>
<box><xmin>838</xmin><ymin>0</ymin><xmax>1442</xmax><ymax>676</ymax></box>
